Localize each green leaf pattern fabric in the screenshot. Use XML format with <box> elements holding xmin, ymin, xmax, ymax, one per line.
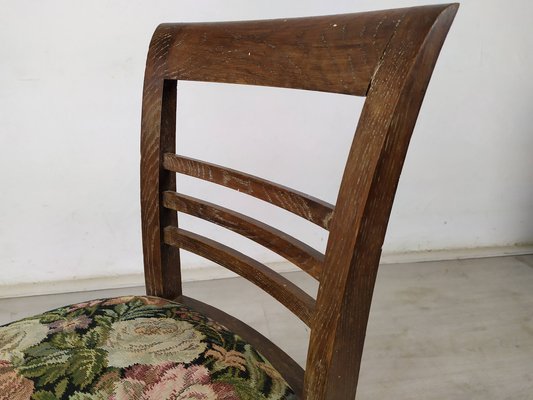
<box><xmin>0</xmin><ymin>296</ymin><xmax>296</xmax><ymax>399</ymax></box>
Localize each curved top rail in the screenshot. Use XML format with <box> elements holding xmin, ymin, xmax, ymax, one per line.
<box><xmin>146</xmin><ymin>8</ymin><xmax>410</xmax><ymax>96</ymax></box>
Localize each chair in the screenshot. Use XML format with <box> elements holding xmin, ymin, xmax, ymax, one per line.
<box><xmin>0</xmin><ymin>4</ymin><xmax>457</xmax><ymax>399</ymax></box>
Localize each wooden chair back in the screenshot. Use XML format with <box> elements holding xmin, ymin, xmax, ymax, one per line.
<box><xmin>140</xmin><ymin>4</ymin><xmax>458</xmax><ymax>399</ymax></box>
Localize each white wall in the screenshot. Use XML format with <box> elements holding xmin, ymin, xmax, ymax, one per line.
<box><xmin>1</xmin><ymin>0</ymin><xmax>532</xmax><ymax>290</ymax></box>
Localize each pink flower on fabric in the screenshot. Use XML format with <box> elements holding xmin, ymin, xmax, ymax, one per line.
<box><xmin>141</xmin><ymin>296</ymin><xmax>173</xmax><ymax>306</ymax></box>
<box><xmin>103</xmin><ymin>296</ymin><xmax>137</xmax><ymax>306</ymax></box>
<box><xmin>124</xmin><ymin>362</ymin><xmax>177</xmax><ymax>385</ymax></box>
<box><xmin>0</xmin><ymin>360</ymin><xmax>34</xmax><ymax>400</ymax></box>
<box><xmin>143</xmin><ymin>364</ymin><xmax>238</xmax><ymax>399</ymax></box>
<box><xmin>113</xmin><ymin>364</ymin><xmax>238</xmax><ymax>400</ymax></box>
<box><xmin>67</xmin><ymin>299</ymin><xmax>105</xmax><ymax>312</ymax></box>
<box><xmin>48</xmin><ymin>315</ymin><xmax>92</xmax><ymax>333</ymax></box>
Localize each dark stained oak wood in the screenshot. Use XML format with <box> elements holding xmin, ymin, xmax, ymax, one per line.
<box><xmin>175</xmin><ymin>295</ymin><xmax>305</xmax><ymax>397</ymax></box>
<box><xmin>163</xmin><ymin>226</ymin><xmax>316</xmax><ymax>326</ymax></box>
<box><xmin>305</xmin><ymin>5</ymin><xmax>460</xmax><ymax>399</ymax></box>
<box><xmin>163</xmin><ymin>191</ymin><xmax>324</xmax><ymax>279</ymax></box>
<box><xmin>141</xmin><ymin>79</ymin><xmax>182</xmax><ymax>299</ymax></box>
<box><xmin>151</xmin><ymin>11</ymin><xmax>412</xmax><ymax>96</ymax></box>
<box><xmin>163</xmin><ymin>153</ymin><xmax>334</xmax><ymax>230</ymax></box>
<box><xmin>141</xmin><ymin>4</ymin><xmax>459</xmax><ymax>399</ymax></box>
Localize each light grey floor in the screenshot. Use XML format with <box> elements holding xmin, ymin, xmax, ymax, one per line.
<box><xmin>1</xmin><ymin>255</ymin><xmax>532</xmax><ymax>399</ymax></box>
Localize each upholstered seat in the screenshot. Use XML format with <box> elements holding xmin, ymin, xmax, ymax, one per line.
<box><xmin>0</xmin><ymin>296</ymin><xmax>295</xmax><ymax>399</ymax></box>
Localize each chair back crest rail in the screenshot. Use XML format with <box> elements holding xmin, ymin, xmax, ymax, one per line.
<box><xmin>140</xmin><ymin>4</ymin><xmax>458</xmax><ymax>399</ymax></box>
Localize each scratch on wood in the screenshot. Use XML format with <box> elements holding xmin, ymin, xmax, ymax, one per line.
<box><xmin>367</xmin><ymin>15</ymin><xmax>404</xmax><ymax>95</ymax></box>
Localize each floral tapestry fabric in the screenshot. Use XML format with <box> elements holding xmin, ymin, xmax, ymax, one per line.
<box><xmin>0</xmin><ymin>296</ymin><xmax>296</xmax><ymax>400</ymax></box>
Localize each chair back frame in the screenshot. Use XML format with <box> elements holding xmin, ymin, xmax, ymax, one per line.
<box><xmin>140</xmin><ymin>4</ymin><xmax>458</xmax><ymax>399</ymax></box>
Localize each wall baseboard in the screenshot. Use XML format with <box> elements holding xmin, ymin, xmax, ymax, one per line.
<box><xmin>0</xmin><ymin>261</ymin><xmax>298</xmax><ymax>300</ymax></box>
<box><xmin>379</xmin><ymin>244</ymin><xmax>533</xmax><ymax>264</ymax></box>
<box><xmin>1</xmin><ymin>245</ymin><xmax>532</xmax><ymax>299</ymax></box>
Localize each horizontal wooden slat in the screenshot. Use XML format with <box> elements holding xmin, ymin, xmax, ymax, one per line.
<box><xmin>163</xmin><ymin>191</ymin><xmax>324</xmax><ymax>279</ymax></box>
<box><xmin>164</xmin><ymin>226</ymin><xmax>315</xmax><ymax>325</ymax></box>
<box><xmin>163</xmin><ymin>153</ymin><xmax>334</xmax><ymax>229</ymax></box>
<box><xmin>175</xmin><ymin>295</ymin><xmax>304</xmax><ymax>397</ymax></box>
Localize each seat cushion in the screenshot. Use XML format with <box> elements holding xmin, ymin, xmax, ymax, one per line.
<box><xmin>0</xmin><ymin>296</ymin><xmax>296</xmax><ymax>399</ymax></box>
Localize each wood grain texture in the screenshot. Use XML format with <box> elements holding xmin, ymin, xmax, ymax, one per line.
<box><xmin>305</xmin><ymin>5</ymin><xmax>459</xmax><ymax>400</ymax></box>
<box><xmin>164</xmin><ymin>226</ymin><xmax>316</xmax><ymax>326</ymax></box>
<box><xmin>163</xmin><ymin>191</ymin><xmax>324</xmax><ymax>279</ymax></box>
<box><xmin>175</xmin><ymin>295</ymin><xmax>305</xmax><ymax>397</ymax></box>
<box><xmin>151</xmin><ymin>11</ymin><xmax>410</xmax><ymax>96</ymax></box>
<box><xmin>140</xmin><ymin>4</ymin><xmax>459</xmax><ymax>399</ymax></box>
<box><xmin>140</xmin><ymin>79</ymin><xmax>182</xmax><ymax>299</ymax></box>
<box><xmin>163</xmin><ymin>153</ymin><xmax>334</xmax><ymax>230</ymax></box>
